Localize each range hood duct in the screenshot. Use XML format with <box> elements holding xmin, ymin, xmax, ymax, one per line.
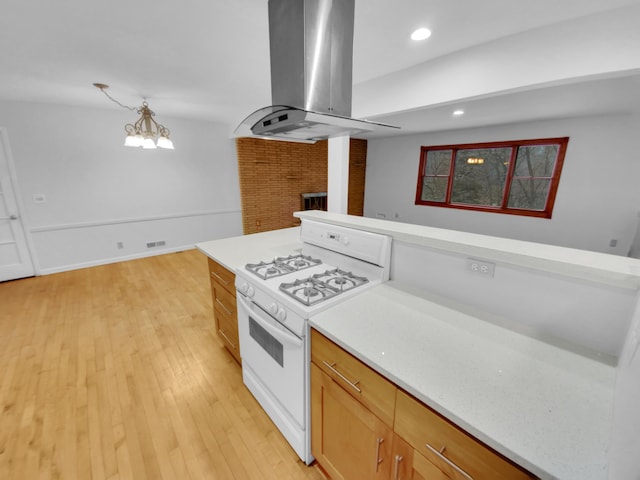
<box><xmin>234</xmin><ymin>0</ymin><xmax>398</xmax><ymax>143</ymax></box>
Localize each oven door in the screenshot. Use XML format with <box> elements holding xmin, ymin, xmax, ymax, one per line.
<box><xmin>236</xmin><ymin>292</ymin><xmax>308</xmax><ymax>460</ymax></box>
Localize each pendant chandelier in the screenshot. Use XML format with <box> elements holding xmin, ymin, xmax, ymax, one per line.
<box><xmin>94</xmin><ymin>83</ymin><xmax>174</xmax><ymax>150</ymax></box>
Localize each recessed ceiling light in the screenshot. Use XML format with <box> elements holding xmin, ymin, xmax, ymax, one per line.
<box><xmin>453</xmin><ymin>110</ymin><xmax>465</xmax><ymax>116</ymax></box>
<box><xmin>411</xmin><ymin>27</ymin><xmax>432</xmax><ymax>41</ymax></box>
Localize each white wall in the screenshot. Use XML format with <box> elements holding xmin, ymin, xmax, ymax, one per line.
<box><xmin>364</xmin><ymin>113</ymin><xmax>640</xmax><ymax>255</ymax></box>
<box><xmin>0</xmin><ymin>101</ymin><xmax>243</xmax><ymax>273</ymax></box>
<box><xmin>391</xmin><ymin>241</ymin><xmax>636</xmax><ymax>361</ymax></box>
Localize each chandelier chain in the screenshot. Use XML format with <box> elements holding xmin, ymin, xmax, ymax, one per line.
<box><xmin>96</xmin><ymin>85</ymin><xmax>137</xmax><ymax>112</ymax></box>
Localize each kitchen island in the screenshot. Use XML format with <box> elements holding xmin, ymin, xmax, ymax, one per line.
<box><xmin>195</xmin><ymin>216</ymin><xmax>640</xmax><ymax>480</ymax></box>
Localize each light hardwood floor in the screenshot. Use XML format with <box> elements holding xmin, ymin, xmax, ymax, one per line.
<box><xmin>0</xmin><ymin>250</ymin><xmax>327</xmax><ymax>480</ymax></box>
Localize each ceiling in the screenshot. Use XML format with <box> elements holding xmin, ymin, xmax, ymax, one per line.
<box><xmin>1</xmin><ymin>0</ymin><xmax>639</xmax><ymax>136</ymax></box>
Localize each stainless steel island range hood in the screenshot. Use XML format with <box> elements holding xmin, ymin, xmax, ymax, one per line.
<box><xmin>234</xmin><ymin>0</ymin><xmax>398</xmax><ymax>143</ymax></box>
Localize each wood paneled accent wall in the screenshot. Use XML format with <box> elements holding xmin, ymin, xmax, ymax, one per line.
<box><xmin>236</xmin><ymin>137</ymin><xmax>367</xmax><ymax>234</ymax></box>
<box><xmin>348</xmin><ymin>138</ymin><xmax>367</xmax><ymax>217</ymax></box>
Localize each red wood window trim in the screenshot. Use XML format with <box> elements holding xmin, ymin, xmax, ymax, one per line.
<box><xmin>414</xmin><ymin>137</ymin><xmax>569</xmax><ymax>219</ymax></box>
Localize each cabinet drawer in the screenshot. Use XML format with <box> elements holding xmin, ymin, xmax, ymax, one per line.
<box><xmin>208</xmin><ymin>258</ymin><xmax>235</xmax><ymax>295</ymax></box>
<box><xmin>395</xmin><ymin>390</ymin><xmax>535</xmax><ymax>480</ymax></box>
<box><xmin>311</xmin><ymin>329</ymin><xmax>396</xmax><ymax>428</ymax></box>
<box><xmin>213</xmin><ymin>280</ymin><xmax>236</xmax><ymax>318</ymax></box>
<box><xmin>216</xmin><ymin>303</ymin><xmax>239</xmax><ymax>350</ymax></box>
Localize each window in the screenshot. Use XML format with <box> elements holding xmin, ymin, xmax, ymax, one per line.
<box><xmin>415</xmin><ymin>137</ymin><xmax>568</xmax><ymax>218</ymax></box>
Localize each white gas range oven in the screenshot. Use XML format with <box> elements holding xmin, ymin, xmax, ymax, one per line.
<box><xmin>235</xmin><ymin>219</ymin><xmax>392</xmax><ymax>464</ymax></box>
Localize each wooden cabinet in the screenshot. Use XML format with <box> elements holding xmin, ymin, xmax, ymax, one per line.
<box><xmin>311</xmin><ymin>329</ymin><xmax>396</xmax><ymax>479</ymax></box>
<box><xmin>311</xmin><ymin>363</ymin><xmax>393</xmax><ymax>480</ymax></box>
<box><xmin>311</xmin><ymin>329</ymin><xmax>397</xmax><ymax>427</ymax></box>
<box><xmin>207</xmin><ymin>258</ymin><xmax>240</xmax><ymax>364</ymax></box>
<box><xmin>310</xmin><ymin>329</ymin><xmax>536</xmax><ymax>480</ymax></box>
<box><xmin>394</xmin><ymin>391</ymin><xmax>534</xmax><ymax>480</ymax></box>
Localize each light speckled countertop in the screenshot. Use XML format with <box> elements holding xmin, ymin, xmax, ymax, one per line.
<box><xmin>310</xmin><ymin>281</ymin><xmax>615</xmax><ymax>480</ymax></box>
<box><xmin>195</xmin><ymin>227</ymin><xmax>302</xmax><ymax>271</ymax></box>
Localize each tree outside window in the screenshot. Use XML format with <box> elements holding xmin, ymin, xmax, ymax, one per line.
<box><xmin>415</xmin><ymin>138</ymin><xmax>568</xmax><ymax>218</ymax></box>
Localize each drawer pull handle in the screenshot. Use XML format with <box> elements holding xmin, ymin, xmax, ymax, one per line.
<box><xmin>211</xmin><ymin>271</ymin><xmax>231</xmax><ymax>285</ymax></box>
<box><xmin>393</xmin><ymin>454</ymin><xmax>403</xmax><ymax>480</ymax></box>
<box><xmin>215</xmin><ymin>298</ymin><xmax>233</xmax><ymax>316</ymax></box>
<box><xmin>425</xmin><ymin>443</ymin><xmax>474</xmax><ymax>480</ymax></box>
<box><xmin>322</xmin><ymin>361</ymin><xmax>361</xmax><ymax>393</ymax></box>
<box><xmin>374</xmin><ymin>437</ymin><xmax>384</xmax><ymax>472</ymax></box>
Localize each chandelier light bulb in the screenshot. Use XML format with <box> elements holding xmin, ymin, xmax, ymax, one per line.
<box><xmin>124</xmin><ymin>135</ymin><xmax>138</xmax><ymax>147</ymax></box>
<box><xmin>156</xmin><ymin>136</ymin><xmax>175</xmax><ymax>150</ymax></box>
<box><xmin>142</xmin><ymin>137</ymin><xmax>157</xmax><ymax>149</ymax></box>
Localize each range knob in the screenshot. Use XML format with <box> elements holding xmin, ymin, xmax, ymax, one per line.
<box><xmin>269</xmin><ymin>303</ymin><xmax>286</xmax><ymax>321</ymax></box>
<box><xmin>342</xmin><ymin>236</ymin><xmax>350</xmax><ymax>246</ymax></box>
<box><xmin>240</xmin><ymin>282</ymin><xmax>255</xmax><ymax>298</ymax></box>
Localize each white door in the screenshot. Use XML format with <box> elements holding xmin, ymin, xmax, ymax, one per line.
<box><xmin>0</xmin><ymin>129</ymin><xmax>35</xmax><ymax>282</ymax></box>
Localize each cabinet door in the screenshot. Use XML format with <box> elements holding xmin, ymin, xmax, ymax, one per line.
<box><xmin>311</xmin><ymin>329</ymin><xmax>396</xmax><ymax>428</ymax></box>
<box><xmin>311</xmin><ymin>363</ymin><xmax>392</xmax><ymax>480</ymax></box>
<box><xmin>391</xmin><ymin>434</ymin><xmax>450</xmax><ymax>480</ymax></box>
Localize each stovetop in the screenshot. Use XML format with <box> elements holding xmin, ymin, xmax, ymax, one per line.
<box><xmin>236</xmin><ymin>221</ymin><xmax>391</xmax><ymax>340</ymax></box>
<box><xmin>242</xmin><ymin>253</ymin><xmax>374</xmax><ymax>309</ymax></box>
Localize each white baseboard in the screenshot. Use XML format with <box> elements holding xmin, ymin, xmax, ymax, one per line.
<box><xmin>37</xmin><ymin>245</ymin><xmax>197</xmax><ymax>276</ymax></box>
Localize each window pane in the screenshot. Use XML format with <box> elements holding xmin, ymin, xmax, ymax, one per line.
<box><xmin>508</xmin><ymin>178</ymin><xmax>551</xmax><ymax>210</ymax></box>
<box><xmin>425</xmin><ymin>150</ymin><xmax>451</xmax><ymax>175</ymax></box>
<box><xmin>451</xmin><ymin>148</ymin><xmax>511</xmax><ymax>206</ymax></box>
<box><xmin>421</xmin><ymin>177</ymin><xmax>448</xmax><ymax>202</ymax></box>
<box><xmin>513</xmin><ymin>145</ymin><xmax>558</xmax><ymax>177</ymax></box>
<box><xmin>415</xmin><ymin>137</ymin><xmax>567</xmax><ymax>217</ymax></box>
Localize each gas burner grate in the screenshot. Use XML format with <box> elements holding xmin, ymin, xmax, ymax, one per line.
<box><xmin>311</xmin><ymin>268</ymin><xmax>368</xmax><ymax>292</ymax></box>
<box><xmin>275</xmin><ymin>254</ymin><xmax>322</xmax><ymax>272</ymax></box>
<box><xmin>279</xmin><ymin>269</ymin><xmax>370</xmax><ymax>306</ymax></box>
<box><xmin>245</xmin><ymin>254</ymin><xmax>322</xmax><ymax>280</ymax></box>
<box><xmin>245</xmin><ymin>260</ymin><xmax>294</xmax><ymax>280</ymax></box>
<box><xmin>279</xmin><ymin>278</ymin><xmax>340</xmax><ymax>306</ymax></box>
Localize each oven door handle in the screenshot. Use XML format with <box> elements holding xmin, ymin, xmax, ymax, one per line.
<box><xmin>237</xmin><ymin>295</ymin><xmax>303</xmax><ymax>348</ymax></box>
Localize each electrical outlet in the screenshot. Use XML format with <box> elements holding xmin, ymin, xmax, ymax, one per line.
<box><xmin>466</xmin><ymin>258</ymin><xmax>495</xmax><ymax>277</ymax></box>
<box><xmin>117</xmin><ymin>241</ymin><xmax>124</xmax><ymax>249</ymax></box>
